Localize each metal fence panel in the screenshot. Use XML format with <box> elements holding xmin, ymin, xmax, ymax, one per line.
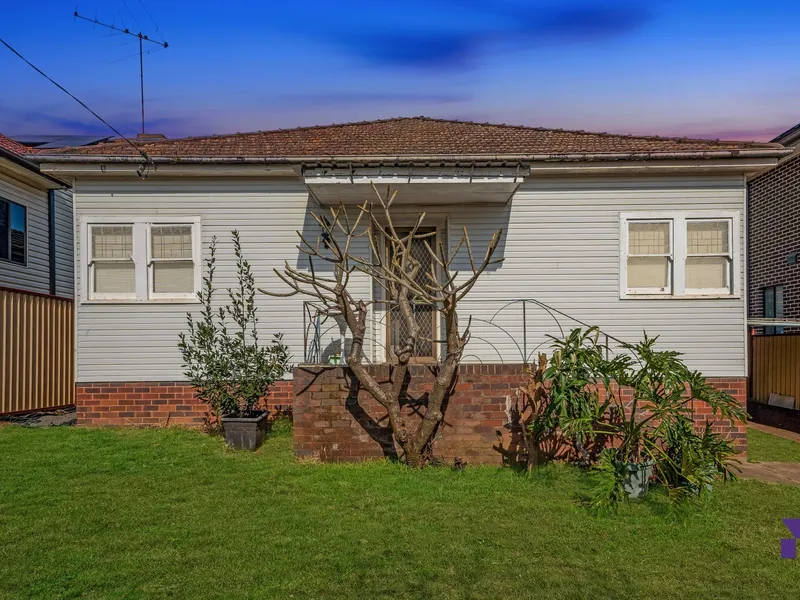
<box><xmin>751</xmin><ymin>334</ymin><xmax>800</xmax><ymax>409</ymax></box>
<box><xmin>0</xmin><ymin>288</ymin><xmax>74</xmax><ymax>414</ymax></box>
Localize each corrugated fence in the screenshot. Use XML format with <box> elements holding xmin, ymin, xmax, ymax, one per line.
<box><xmin>750</xmin><ymin>334</ymin><xmax>800</xmax><ymax>409</ymax></box>
<box><xmin>1</xmin><ymin>288</ymin><xmax>74</xmax><ymax>414</ymax></box>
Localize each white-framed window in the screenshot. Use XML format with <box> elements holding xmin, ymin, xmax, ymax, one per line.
<box><xmin>148</xmin><ymin>224</ymin><xmax>200</xmax><ymax>300</ymax></box>
<box><xmin>81</xmin><ymin>217</ymin><xmax>201</xmax><ymax>302</ymax></box>
<box><xmin>684</xmin><ymin>219</ymin><xmax>732</xmax><ymax>295</ymax></box>
<box><xmin>88</xmin><ymin>224</ymin><xmax>136</xmax><ymax>300</ymax></box>
<box><xmin>620</xmin><ymin>211</ymin><xmax>739</xmax><ymax>298</ymax></box>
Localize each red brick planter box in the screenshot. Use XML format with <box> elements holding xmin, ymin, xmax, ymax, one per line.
<box><xmin>293</xmin><ymin>365</ymin><xmax>747</xmax><ymax>465</ymax></box>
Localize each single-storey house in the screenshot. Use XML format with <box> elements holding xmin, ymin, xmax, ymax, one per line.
<box><xmin>0</xmin><ymin>133</ymin><xmax>74</xmax><ymax>414</ymax></box>
<box><xmin>34</xmin><ymin>117</ymin><xmax>791</xmax><ymax>455</ymax></box>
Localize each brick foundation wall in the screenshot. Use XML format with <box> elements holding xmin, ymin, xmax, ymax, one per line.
<box><xmin>293</xmin><ymin>365</ymin><xmax>747</xmax><ymax>465</ymax></box>
<box><xmin>75</xmin><ymin>380</ymin><xmax>294</xmax><ymax>427</ymax></box>
<box><xmin>748</xmin><ymin>153</ymin><xmax>800</xmax><ymax>326</ymax></box>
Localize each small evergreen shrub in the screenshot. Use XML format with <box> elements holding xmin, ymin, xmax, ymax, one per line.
<box><xmin>179</xmin><ymin>231</ymin><xmax>290</xmax><ymax>418</ymax></box>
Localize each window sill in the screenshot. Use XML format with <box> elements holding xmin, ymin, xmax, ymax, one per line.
<box><xmin>81</xmin><ymin>298</ymin><xmax>202</xmax><ymax>305</ymax></box>
<box><xmin>620</xmin><ymin>294</ymin><xmax>740</xmax><ymax>300</ymax></box>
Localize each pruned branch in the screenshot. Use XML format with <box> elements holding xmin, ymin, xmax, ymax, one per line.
<box><xmin>264</xmin><ymin>186</ymin><xmax>503</xmax><ymax>466</ymax></box>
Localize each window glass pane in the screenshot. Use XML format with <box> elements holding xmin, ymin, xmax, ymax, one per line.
<box><xmin>388</xmin><ymin>229</ymin><xmax>436</xmax><ymax>358</ymax></box>
<box><xmin>9</xmin><ymin>202</ymin><xmax>25</xmax><ymax>264</ymax></box>
<box><xmin>686</xmin><ymin>257</ymin><xmax>729</xmax><ymax>290</ymax></box>
<box><xmin>94</xmin><ymin>262</ymin><xmax>135</xmax><ymax>293</ymax></box>
<box><xmin>0</xmin><ymin>200</ymin><xmax>8</xmax><ymax>260</ymax></box>
<box><xmin>628</xmin><ymin>222</ymin><xmax>670</xmax><ymax>254</ymax></box>
<box><xmin>776</xmin><ymin>285</ymin><xmax>784</xmax><ymax>318</ymax></box>
<box><xmin>92</xmin><ymin>226</ymin><xmax>132</xmax><ymax>259</ymax></box>
<box><xmin>688</xmin><ymin>220</ymin><xmax>729</xmax><ymax>254</ymax></box>
<box><xmin>627</xmin><ymin>256</ymin><xmax>669</xmax><ymax>289</ymax></box>
<box><xmin>764</xmin><ymin>287</ymin><xmax>775</xmax><ymax>318</ymax></box>
<box><xmin>153</xmin><ymin>261</ymin><xmax>194</xmax><ymax>293</ymax></box>
<box><xmin>151</xmin><ymin>225</ymin><xmax>193</xmax><ymax>259</ymax></box>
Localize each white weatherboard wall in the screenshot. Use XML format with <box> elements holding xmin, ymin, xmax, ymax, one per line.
<box><xmin>0</xmin><ymin>170</ymin><xmax>50</xmax><ymax>294</ymax></box>
<box><xmin>74</xmin><ymin>173</ymin><xmax>747</xmax><ymax>382</ymax></box>
<box><xmin>448</xmin><ymin>175</ymin><xmax>747</xmax><ymax>376</ymax></box>
<box><xmin>53</xmin><ymin>189</ymin><xmax>74</xmax><ymax>298</ymax></box>
<box><xmin>73</xmin><ymin>177</ymin><xmax>371</xmax><ymax>382</ymax></box>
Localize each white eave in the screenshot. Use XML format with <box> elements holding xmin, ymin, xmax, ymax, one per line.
<box><xmin>303</xmin><ymin>165</ymin><xmax>527</xmax><ymax>205</ymax></box>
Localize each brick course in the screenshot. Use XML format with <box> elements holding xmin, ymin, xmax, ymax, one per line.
<box><xmin>75</xmin><ymin>380</ymin><xmax>294</xmax><ymax>427</ymax></box>
<box><xmin>293</xmin><ymin>365</ymin><xmax>747</xmax><ymax>465</ymax></box>
<box><xmin>748</xmin><ymin>153</ymin><xmax>800</xmax><ymax>327</ymax></box>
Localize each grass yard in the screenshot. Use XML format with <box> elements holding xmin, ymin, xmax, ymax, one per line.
<box><xmin>748</xmin><ymin>427</ymin><xmax>800</xmax><ymax>463</ymax></box>
<box><xmin>1</xmin><ymin>423</ymin><xmax>799</xmax><ymax>599</ymax></box>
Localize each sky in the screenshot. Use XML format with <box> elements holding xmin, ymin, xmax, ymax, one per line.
<box><xmin>1</xmin><ymin>0</ymin><xmax>798</xmax><ymax>142</ymax></box>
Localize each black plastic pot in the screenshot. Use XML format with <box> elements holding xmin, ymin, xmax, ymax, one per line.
<box><xmin>221</xmin><ymin>412</ymin><xmax>268</xmax><ymax>451</ymax></box>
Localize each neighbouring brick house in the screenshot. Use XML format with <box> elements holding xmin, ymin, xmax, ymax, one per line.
<box><xmin>31</xmin><ymin>117</ymin><xmax>793</xmax><ymax>460</ymax></box>
<box><xmin>748</xmin><ymin>123</ymin><xmax>800</xmax><ymax>333</ymax></box>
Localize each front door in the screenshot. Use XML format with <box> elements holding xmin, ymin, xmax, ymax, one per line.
<box><xmin>386</xmin><ymin>227</ymin><xmax>438</xmax><ymax>361</ymax></box>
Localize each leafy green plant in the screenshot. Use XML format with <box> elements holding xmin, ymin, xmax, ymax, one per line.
<box><xmin>660</xmin><ymin>418</ymin><xmax>740</xmax><ymax>503</ymax></box>
<box><xmin>527</xmin><ymin>328</ymin><xmax>747</xmax><ymax>506</ymax></box>
<box><xmin>179</xmin><ymin>231</ymin><xmax>291</xmax><ymax>418</ymax></box>
<box><xmin>543</xmin><ymin>327</ymin><xmax>627</xmax><ymax>465</ymax></box>
<box><xmin>583</xmin><ymin>333</ymin><xmax>746</xmax><ymax>506</ymax></box>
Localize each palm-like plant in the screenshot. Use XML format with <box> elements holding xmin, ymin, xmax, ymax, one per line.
<box><xmin>533</xmin><ymin>329</ymin><xmax>747</xmax><ymax>506</ymax></box>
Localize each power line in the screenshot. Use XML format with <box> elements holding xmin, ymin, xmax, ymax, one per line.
<box><xmin>0</xmin><ymin>37</ymin><xmax>150</xmax><ymax>168</ymax></box>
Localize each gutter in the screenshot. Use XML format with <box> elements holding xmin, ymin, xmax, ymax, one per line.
<box><xmin>31</xmin><ymin>147</ymin><xmax>794</xmax><ymax>166</ymax></box>
<box><xmin>48</xmin><ymin>190</ymin><xmax>57</xmax><ymax>296</ymax></box>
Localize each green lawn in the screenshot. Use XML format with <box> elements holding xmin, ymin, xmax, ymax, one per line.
<box><xmin>748</xmin><ymin>427</ymin><xmax>800</xmax><ymax>463</ymax></box>
<box><xmin>1</xmin><ymin>424</ymin><xmax>799</xmax><ymax>599</ymax></box>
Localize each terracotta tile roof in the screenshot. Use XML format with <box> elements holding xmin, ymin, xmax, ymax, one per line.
<box><xmin>41</xmin><ymin>117</ymin><xmax>786</xmax><ymax>160</ymax></box>
<box><xmin>0</xmin><ymin>133</ymin><xmax>33</xmax><ymax>156</ymax></box>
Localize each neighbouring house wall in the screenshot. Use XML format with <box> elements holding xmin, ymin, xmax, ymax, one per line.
<box><xmin>73</xmin><ymin>173</ymin><xmax>747</xmax><ymax>388</ymax></box>
<box><xmin>0</xmin><ymin>170</ymin><xmax>50</xmax><ymax>294</ymax></box>
<box><xmin>53</xmin><ymin>189</ymin><xmax>74</xmax><ymax>298</ymax></box>
<box><xmin>293</xmin><ymin>365</ymin><xmax>748</xmax><ymax>464</ymax></box>
<box><xmin>748</xmin><ymin>153</ymin><xmax>800</xmax><ymax>323</ymax></box>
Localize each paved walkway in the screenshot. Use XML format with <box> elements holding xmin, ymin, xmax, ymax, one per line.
<box><xmin>737</xmin><ymin>423</ymin><xmax>800</xmax><ymax>486</ymax></box>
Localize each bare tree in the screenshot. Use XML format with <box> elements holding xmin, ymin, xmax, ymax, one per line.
<box><xmin>264</xmin><ymin>184</ymin><xmax>503</xmax><ymax>467</ymax></box>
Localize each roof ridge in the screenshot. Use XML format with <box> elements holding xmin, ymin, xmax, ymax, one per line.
<box><xmin>83</xmin><ymin>115</ymin><xmax>781</xmax><ymax>149</ymax></box>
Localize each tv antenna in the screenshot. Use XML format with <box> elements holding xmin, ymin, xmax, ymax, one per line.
<box><xmin>74</xmin><ymin>10</ymin><xmax>168</xmax><ymax>135</ymax></box>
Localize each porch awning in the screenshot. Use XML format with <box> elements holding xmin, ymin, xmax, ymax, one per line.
<box><xmin>303</xmin><ymin>165</ymin><xmax>528</xmax><ymax>206</ymax></box>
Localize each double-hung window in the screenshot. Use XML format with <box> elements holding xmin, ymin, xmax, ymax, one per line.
<box><xmin>620</xmin><ymin>212</ymin><xmax>738</xmax><ymax>298</ymax></box>
<box><xmin>89</xmin><ymin>225</ymin><xmax>136</xmax><ymax>299</ymax></box>
<box><xmin>83</xmin><ymin>217</ymin><xmax>200</xmax><ymax>302</ymax></box>
<box><xmin>625</xmin><ymin>220</ymin><xmax>673</xmax><ymax>294</ymax></box>
<box><xmin>685</xmin><ymin>219</ymin><xmax>732</xmax><ymax>295</ymax></box>
<box><xmin>0</xmin><ymin>198</ymin><xmax>27</xmax><ymax>265</ymax></box>
<box><xmin>149</xmin><ymin>225</ymin><xmax>198</xmax><ymax>299</ymax></box>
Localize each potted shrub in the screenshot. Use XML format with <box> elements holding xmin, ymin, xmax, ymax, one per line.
<box><xmin>525</xmin><ymin>328</ymin><xmax>747</xmax><ymax>507</ymax></box>
<box><xmin>589</xmin><ymin>334</ymin><xmax>746</xmax><ymax>506</ymax></box>
<box><xmin>179</xmin><ymin>231</ymin><xmax>290</xmax><ymax>450</ymax></box>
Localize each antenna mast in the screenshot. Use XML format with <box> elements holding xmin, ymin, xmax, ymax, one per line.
<box><xmin>74</xmin><ymin>10</ymin><xmax>168</xmax><ymax>135</ymax></box>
